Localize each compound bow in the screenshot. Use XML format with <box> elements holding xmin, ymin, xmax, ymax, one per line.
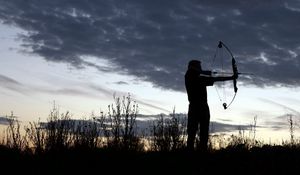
<box><xmin>214</xmin><ymin>41</ymin><xmax>239</xmax><ymax>110</ymax></box>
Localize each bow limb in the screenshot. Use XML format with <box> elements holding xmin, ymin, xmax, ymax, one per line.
<box><xmin>232</xmin><ymin>57</ymin><xmax>238</xmax><ymax>93</ymax></box>
<box><xmin>223</xmin><ymin>57</ymin><xmax>238</xmax><ymax>109</ymax></box>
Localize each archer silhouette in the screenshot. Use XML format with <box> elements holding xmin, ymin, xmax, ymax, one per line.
<box><xmin>185</xmin><ymin>60</ymin><xmax>238</xmax><ymax>151</ymax></box>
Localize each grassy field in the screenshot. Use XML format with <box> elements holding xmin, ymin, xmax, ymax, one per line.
<box><xmin>1</xmin><ymin>96</ymin><xmax>300</xmax><ymax>174</ymax></box>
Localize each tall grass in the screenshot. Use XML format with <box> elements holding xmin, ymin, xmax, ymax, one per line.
<box><xmin>288</xmin><ymin>114</ymin><xmax>295</xmax><ymax>145</ymax></box>
<box><xmin>3</xmin><ymin>94</ymin><xmax>144</xmax><ymax>153</ymax></box>
<box><xmin>70</xmin><ymin>116</ymin><xmax>100</xmax><ymax>150</ymax></box>
<box><xmin>150</xmin><ymin>109</ymin><xmax>186</xmax><ymax>151</ymax></box>
<box><xmin>26</xmin><ymin>120</ymin><xmax>45</xmax><ymax>154</ymax></box>
<box><xmin>208</xmin><ymin>116</ymin><xmax>263</xmax><ymax>151</ymax></box>
<box><xmin>105</xmin><ymin>94</ymin><xmax>143</xmax><ymax>151</ymax></box>
<box><xmin>5</xmin><ymin>112</ymin><xmax>28</xmax><ymax>151</ymax></box>
<box><xmin>1</xmin><ymin>97</ymin><xmax>300</xmax><ymax>153</ymax></box>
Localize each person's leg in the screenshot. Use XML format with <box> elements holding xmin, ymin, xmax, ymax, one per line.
<box><xmin>187</xmin><ymin>104</ymin><xmax>199</xmax><ymax>151</ymax></box>
<box><xmin>199</xmin><ymin>105</ymin><xmax>210</xmax><ymax>150</ymax></box>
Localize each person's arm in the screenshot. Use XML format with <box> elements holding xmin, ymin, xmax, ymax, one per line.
<box><xmin>200</xmin><ymin>70</ymin><xmax>212</xmax><ymax>76</ymax></box>
<box><xmin>213</xmin><ymin>75</ymin><xmax>235</xmax><ymax>82</ymax></box>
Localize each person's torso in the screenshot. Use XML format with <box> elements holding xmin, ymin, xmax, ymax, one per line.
<box><xmin>185</xmin><ymin>70</ymin><xmax>211</xmax><ymax>103</ymax></box>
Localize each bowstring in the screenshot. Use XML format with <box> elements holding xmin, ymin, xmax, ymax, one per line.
<box><xmin>211</xmin><ymin>45</ymin><xmax>223</xmax><ymax>104</ymax></box>
<box><xmin>221</xmin><ymin>46</ymin><xmax>227</xmax><ymax>105</ymax></box>
<box><xmin>212</xmin><ymin>41</ymin><xmax>235</xmax><ymax>109</ymax></box>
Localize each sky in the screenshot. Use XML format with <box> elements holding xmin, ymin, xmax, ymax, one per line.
<box><xmin>1</xmin><ymin>0</ymin><xmax>300</xmax><ymax>142</ymax></box>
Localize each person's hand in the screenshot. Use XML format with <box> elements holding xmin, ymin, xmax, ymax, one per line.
<box><xmin>232</xmin><ymin>73</ymin><xmax>238</xmax><ymax>80</ymax></box>
<box><xmin>208</xmin><ymin>71</ymin><xmax>212</xmax><ymax>76</ymax></box>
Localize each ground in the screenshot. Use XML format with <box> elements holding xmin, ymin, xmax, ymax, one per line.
<box><xmin>1</xmin><ymin>145</ymin><xmax>300</xmax><ymax>175</ymax></box>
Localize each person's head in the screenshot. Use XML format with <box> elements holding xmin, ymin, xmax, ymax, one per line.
<box><xmin>188</xmin><ymin>60</ymin><xmax>202</xmax><ymax>72</ymax></box>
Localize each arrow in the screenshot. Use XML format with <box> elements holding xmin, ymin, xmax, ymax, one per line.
<box><xmin>212</xmin><ymin>71</ymin><xmax>253</xmax><ymax>75</ymax></box>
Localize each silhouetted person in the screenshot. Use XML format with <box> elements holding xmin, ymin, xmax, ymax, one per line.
<box><xmin>185</xmin><ymin>60</ymin><xmax>238</xmax><ymax>151</ymax></box>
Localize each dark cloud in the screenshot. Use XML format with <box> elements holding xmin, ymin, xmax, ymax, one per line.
<box><xmin>89</xmin><ymin>84</ymin><xmax>171</xmax><ymax>113</ymax></box>
<box><xmin>262</xmin><ymin>114</ymin><xmax>298</xmax><ymax>131</ymax></box>
<box><xmin>137</xmin><ymin>116</ymin><xmax>254</xmax><ymax>134</ymax></box>
<box><xmin>135</xmin><ymin>100</ymin><xmax>171</xmax><ymax>114</ymax></box>
<box><xmin>88</xmin><ymin>84</ymin><xmax>114</xmax><ymax>97</ymax></box>
<box><xmin>210</xmin><ymin>121</ymin><xmax>252</xmax><ymax>133</ymax></box>
<box><xmin>0</xmin><ymin>73</ymin><xmax>110</xmax><ymax>98</ymax></box>
<box><xmin>259</xmin><ymin>98</ymin><xmax>300</xmax><ymax>116</ymax></box>
<box><xmin>0</xmin><ymin>73</ymin><xmax>170</xmax><ymax>113</ymax></box>
<box><xmin>255</xmin><ymin>98</ymin><xmax>300</xmax><ymax>131</ymax></box>
<box><xmin>0</xmin><ymin>74</ymin><xmax>22</xmax><ymax>86</ymax></box>
<box><xmin>0</xmin><ymin>74</ymin><xmax>26</xmax><ymax>93</ymax></box>
<box><xmin>39</xmin><ymin>87</ymin><xmax>99</xmax><ymax>98</ymax></box>
<box><xmin>0</xmin><ymin>0</ymin><xmax>300</xmax><ymax>91</ymax></box>
<box><xmin>0</xmin><ymin>116</ymin><xmax>10</xmax><ymax>125</ymax></box>
<box><xmin>113</xmin><ymin>81</ymin><xmax>129</xmax><ymax>85</ymax></box>
<box><xmin>37</xmin><ymin>114</ymin><xmax>254</xmax><ymax>135</ymax></box>
<box><xmin>143</xmin><ymin>114</ymin><xmax>254</xmax><ymax>133</ymax></box>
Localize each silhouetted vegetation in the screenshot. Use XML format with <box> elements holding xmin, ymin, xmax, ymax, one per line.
<box><xmin>150</xmin><ymin>109</ymin><xmax>186</xmax><ymax>151</ymax></box>
<box><xmin>1</xmin><ymin>95</ymin><xmax>300</xmax><ymax>174</ymax></box>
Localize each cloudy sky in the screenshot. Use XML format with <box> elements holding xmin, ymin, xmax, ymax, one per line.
<box><xmin>1</xmin><ymin>0</ymin><xmax>300</xmax><ymax>141</ymax></box>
